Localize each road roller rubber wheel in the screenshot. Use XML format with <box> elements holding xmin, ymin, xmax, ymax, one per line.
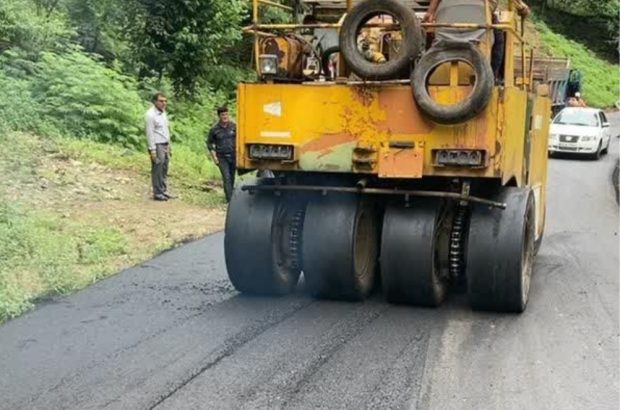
<box><xmin>302</xmin><ymin>195</ymin><xmax>379</xmax><ymax>301</ymax></box>
<box><xmin>466</xmin><ymin>187</ymin><xmax>536</xmax><ymax>313</ymax></box>
<box><xmin>224</xmin><ymin>181</ymin><xmax>304</xmax><ymax>295</ymax></box>
<box><xmin>381</xmin><ymin>199</ymin><xmax>449</xmax><ymax>307</ymax></box>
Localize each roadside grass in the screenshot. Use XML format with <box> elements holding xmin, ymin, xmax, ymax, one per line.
<box><xmin>530</xmin><ymin>18</ymin><xmax>618</xmax><ymax>108</ymax></box>
<box><xmin>58</xmin><ymin>136</ymin><xmax>225</xmax><ymax>207</ymax></box>
<box><xmin>0</xmin><ymin>132</ymin><xmax>227</xmax><ymax>322</ymax></box>
<box><xmin>0</xmin><ymin>201</ymin><xmax>129</xmax><ymax>321</ymax></box>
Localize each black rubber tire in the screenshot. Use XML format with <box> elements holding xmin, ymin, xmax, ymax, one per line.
<box><xmin>411</xmin><ymin>42</ymin><xmax>494</xmax><ymax>124</ymax></box>
<box><xmin>602</xmin><ymin>139</ymin><xmax>609</xmax><ymax>154</ymax></box>
<box><xmin>321</xmin><ymin>46</ymin><xmax>340</xmax><ymax>77</ymax></box>
<box><xmin>224</xmin><ymin>180</ymin><xmax>304</xmax><ymax>295</ymax></box>
<box><xmin>467</xmin><ymin>187</ymin><xmax>536</xmax><ymax>313</ymax></box>
<box><xmin>591</xmin><ymin>141</ymin><xmax>603</xmax><ymax>160</ymax></box>
<box><xmin>302</xmin><ymin>195</ymin><xmax>379</xmax><ymax>301</ymax></box>
<box><xmin>339</xmin><ymin>0</ymin><xmax>423</xmax><ymax>80</ymax></box>
<box><xmin>381</xmin><ymin>199</ymin><xmax>448</xmax><ymax>307</ymax></box>
<box><xmin>605</xmin><ymin>138</ymin><xmax>611</xmax><ymax>154</ymax></box>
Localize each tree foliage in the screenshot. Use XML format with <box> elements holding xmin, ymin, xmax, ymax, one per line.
<box><xmin>533</xmin><ymin>0</ymin><xmax>619</xmax><ymax>17</ymax></box>
<box><xmin>0</xmin><ymin>0</ymin><xmax>73</xmax><ymax>55</ymax></box>
<box><xmin>63</xmin><ymin>0</ymin><xmax>129</xmax><ymax>62</ymax></box>
<box><xmin>529</xmin><ymin>0</ymin><xmax>619</xmax><ymax>59</ymax></box>
<box><xmin>124</xmin><ymin>0</ymin><xmax>247</xmax><ymax>95</ymax></box>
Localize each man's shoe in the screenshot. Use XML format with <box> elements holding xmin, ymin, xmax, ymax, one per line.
<box><xmin>154</xmin><ymin>195</ymin><xmax>168</xmax><ymax>201</ymax></box>
<box><xmin>164</xmin><ymin>192</ymin><xmax>177</xmax><ymax>199</ymax></box>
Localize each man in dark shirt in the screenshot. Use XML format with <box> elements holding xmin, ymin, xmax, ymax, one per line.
<box><xmin>206</xmin><ymin>106</ymin><xmax>237</xmax><ymax>202</ymax></box>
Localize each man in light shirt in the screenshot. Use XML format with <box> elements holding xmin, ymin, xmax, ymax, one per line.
<box><xmin>145</xmin><ymin>92</ymin><xmax>173</xmax><ymax>201</ymax></box>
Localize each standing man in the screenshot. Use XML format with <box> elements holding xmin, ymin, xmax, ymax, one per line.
<box><xmin>145</xmin><ymin>92</ymin><xmax>172</xmax><ymax>201</ymax></box>
<box><xmin>207</xmin><ymin>106</ymin><xmax>236</xmax><ymax>202</ymax></box>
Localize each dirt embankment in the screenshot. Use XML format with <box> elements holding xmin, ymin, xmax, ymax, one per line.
<box><xmin>0</xmin><ymin>132</ymin><xmax>226</xmax><ymax>319</ymax></box>
<box><xmin>5</xmin><ymin>134</ymin><xmax>227</xmax><ymax>250</ymax></box>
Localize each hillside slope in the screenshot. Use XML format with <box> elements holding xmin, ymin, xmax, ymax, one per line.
<box><xmin>0</xmin><ymin>132</ymin><xmax>227</xmax><ymax>321</ymax></box>
<box><xmin>524</xmin><ymin>17</ymin><xmax>618</xmax><ymax>108</ymax></box>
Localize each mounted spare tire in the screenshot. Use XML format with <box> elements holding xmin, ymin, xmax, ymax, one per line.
<box><xmin>411</xmin><ymin>42</ymin><xmax>493</xmax><ymax>124</ymax></box>
<box><xmin>339</xmin><ymin>0</ymin><xmax>423</xmax><ymax>80</ymax></box>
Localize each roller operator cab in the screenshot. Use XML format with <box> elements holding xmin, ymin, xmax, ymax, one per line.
<box><xmin>225</xmin><ymin>0</ymin><xmax>551</xmax><ymax>313</ymax></box>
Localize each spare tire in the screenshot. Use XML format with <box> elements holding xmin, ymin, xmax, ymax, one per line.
<box><xmin>411</xmin><ymin>42</ymin><xmax>493</xmax><ymax>124</ymax></box>
<box><xmin>339</xmin><ymin>0</ymin><xmax>423</xmax><ymax>80</ymax></box>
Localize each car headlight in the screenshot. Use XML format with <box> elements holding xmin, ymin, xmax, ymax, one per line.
<box><xmin>581</xmin><ymin>136</ymin><xmax>596</xmax><ymax>142</ymax></box>
<box><xmin>259</xmin><ymin>54</ymin><xmax>278</xmax><ymax>76</ymax></box>
<box><xmin>549</xmin><ymin>134</ymin><xmax>559</xmax><ymax>141</ymax></box>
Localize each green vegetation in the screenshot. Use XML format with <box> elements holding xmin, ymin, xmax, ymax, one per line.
<box><xmin>57</xmin><ymin>136</ymin><xmax>223</xmax><ymax>206</ymax></box>
<box><xmin>533</xmin><ymin>18</ymin><xmax>618</xmax><ymax>108</ymax></box>
<box><xmin>530</xmin><ymin>0</ymin><xmax>619</xmax><ymax>61</ymax></box>
<box><xmin>0</xmin><ymin>130</ymin><xmax>227</xmax><ymax>321</ymax></box>
<box><xmin>0</xmin><ymin>201</ymin><xmax>128</xmax><ymax>321</ymax></box>
<box><xmin>0</xmin><ymin>0</ymin><xmax>617</xmax><ymax>320</ymax></box>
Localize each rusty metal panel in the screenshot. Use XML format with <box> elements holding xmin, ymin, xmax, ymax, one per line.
<box><xmin>499</xmin><ymin>87</ymin><xmax>528</xmax><ymax>186</ymax></box>
<box><xmin>237</xmin><ymin>82</ymin><xmax>530</xmax><ymax>182</ymax></box>
<box><xmin>528</xmin><ymin>94</ymin><xmax>551</xmax><ymax>240</ymax></box>
<box><xmin>378</xmin><ymin>146</ymin><xmax>424</xmax><ymax>178</ymax></box>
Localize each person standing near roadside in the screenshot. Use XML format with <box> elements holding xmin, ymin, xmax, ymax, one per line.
<box><xmin>207</xmin><ymin>106</ymin><xmax>236</xmax><ymax>202</ymax></box>
<box><xmin>145</xmin><ymin>92</ymin><xmax>173</xmax><ymax>201</ymax></box>
<box><xmin>574</xmin><ymin>92</ymin><xmax>587</xmax><ymax>107</ymax></box>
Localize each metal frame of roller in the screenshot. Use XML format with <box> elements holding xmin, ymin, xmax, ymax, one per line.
<box><xmin>224</xmin><ymin>0</ymin><xmax>551</xmax><ymax>313</ymax></box>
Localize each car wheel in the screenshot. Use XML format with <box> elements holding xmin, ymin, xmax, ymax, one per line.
<box><xmin>591</xmin><ymin>141</ymin><xmax>602</xmax><ymax>160</ymax></box>
<box><xmin>602</xmin><ymin>138</ymin><xmax>610</xmax><ymax>155</ymax></box>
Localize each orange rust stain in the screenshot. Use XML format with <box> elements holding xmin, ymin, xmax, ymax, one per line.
<box><xmin>302</xmin><ymin>132</ymin><xmax>357</xmax><ymax>152</ymax></box>
<box><xmin>351</xmin><ymin>85</ymin><xmax>376</xmax><ymax>107</ymax></box>
<box><xmin>376</xmin><ymin>88</ymin><xmax>433</xmax><ymax>134</ymax></box>
<box><xmin>378</xmin><ymin>147</ymin><xmax>424</xmax><ymax>178</ymax></box>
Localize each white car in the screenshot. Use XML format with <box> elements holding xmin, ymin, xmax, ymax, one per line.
<box><xmin>548</xmin><ymin>107</ymin><xmax>612</xmax><ymax>159</ymax></box>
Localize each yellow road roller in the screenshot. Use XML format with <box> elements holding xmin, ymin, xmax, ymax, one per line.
<box><xmin>225</xmin><ymin>0</ymin><xmax>550</xmax><ymax>312</ymax></box>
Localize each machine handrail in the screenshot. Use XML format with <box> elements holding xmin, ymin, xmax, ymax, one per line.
<box><xmin>249</xmin><ymin>0</ymin><xmax>533</xmax><ymax>90</ymax></box>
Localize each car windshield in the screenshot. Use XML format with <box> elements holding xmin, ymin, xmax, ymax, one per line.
<box><xmin>553</xmin><ymin>111</ymin><xmax>599</xmax><ymax>127</ymax></box>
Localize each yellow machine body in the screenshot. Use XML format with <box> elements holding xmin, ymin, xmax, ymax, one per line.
<box><xmin>237</xmin><ymin>80</ymin><xmax>550</xmax><ymax>238</ymax></box>
<box><xmin>226</xmin><ymin>0</ymin><xmax>554</xmax><ymax>313</ymax></box>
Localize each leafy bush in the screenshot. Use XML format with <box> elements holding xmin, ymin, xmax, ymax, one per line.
<box><xmin>170</xmin><ymin>89</ymin><xmax>228</xmax><ymax>146</ymax></box>
<box><xmin>1</xmin><ymin>49</ymin><xmax>150</xmax><ymax>148</ymax></box>
<box><xmin>202</xmin><ymin>64</ymin><xmax>255</xmax><ymax>101</ymax></box>
<box><xmin>31</xmin><ymin>51</ymin><xmax>146</xmax><ymax>148</ymax></box>
<box><xmin>0</xmin><ymin>70</ymin><xmax>45</xmax><ymax>132</ymax></box>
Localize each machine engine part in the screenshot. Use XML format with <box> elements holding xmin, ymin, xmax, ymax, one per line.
<box><xmin>339</xmin><ymin>0</ymin><xmax>423</xmax><ymax>80</ymax></box>
<box><xmin>260</xmin><ymin>35</ymin><xmax>307</xmax><ymax>80</ymax></box>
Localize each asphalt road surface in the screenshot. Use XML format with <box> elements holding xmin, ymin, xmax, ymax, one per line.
<box><xmin>1</xmin><ymin>115</ymin><xmax>619</xmax><ymax>410</ymax></box>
